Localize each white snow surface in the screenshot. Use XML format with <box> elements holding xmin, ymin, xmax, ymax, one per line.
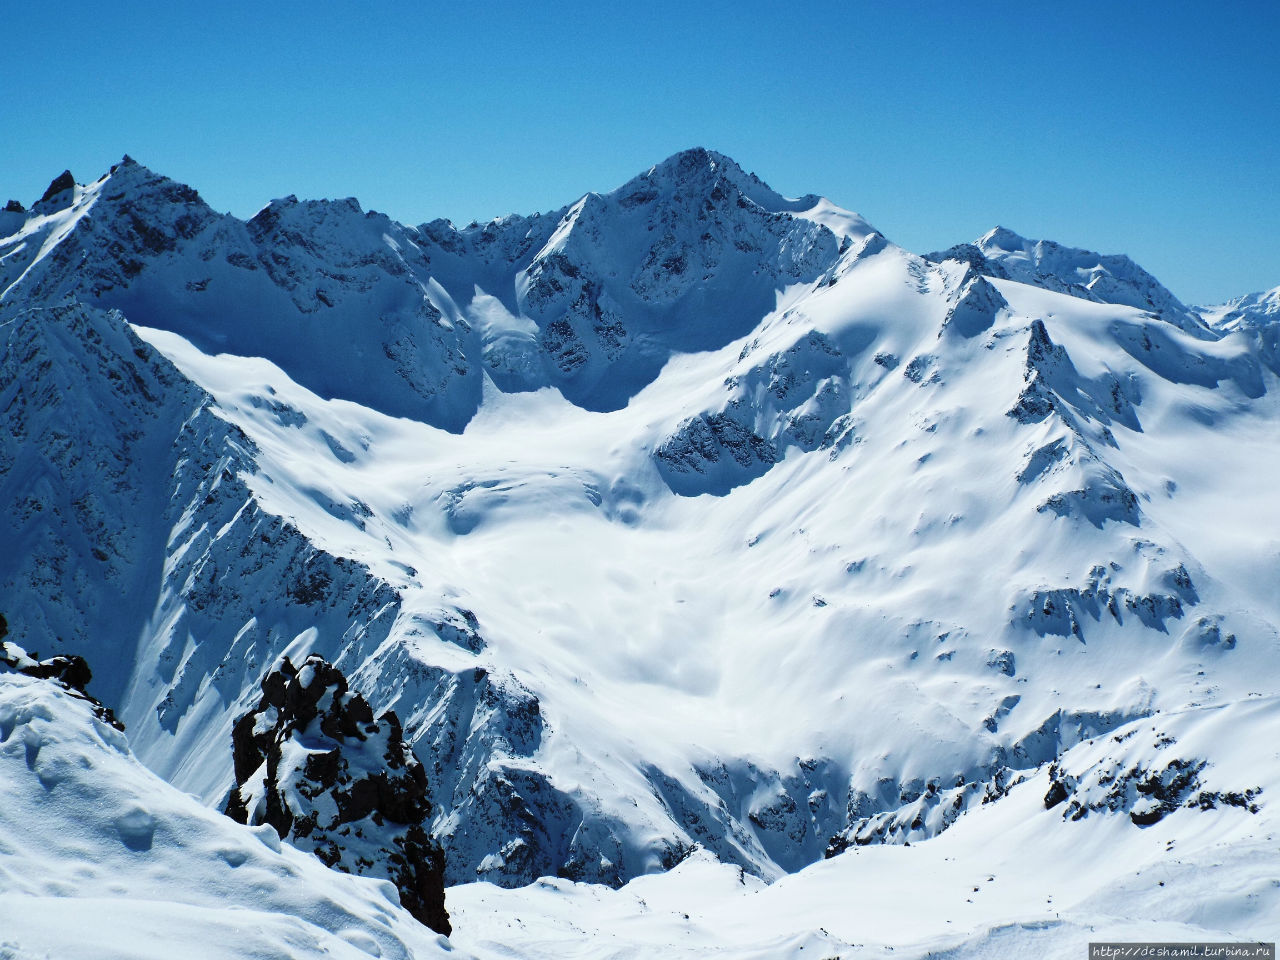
<box><xmin>2</xmin><ymin>150</ymin><xmax>1280</xmax><ymax>956</ymax></box>
<box><xmin>973</xmin><ymin>226</ymin><xmax>1210</xmax><ymax>335</ymax></box>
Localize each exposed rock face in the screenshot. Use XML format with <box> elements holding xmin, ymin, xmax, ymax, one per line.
<box><xmin>923</xmin><ymin>242</ymin><xmax>1012</xmax><ymax>280</ymax></box>
<box><xmin>1044</xmin><ymin>754</ymin><xmax>1259</xmax><ymax>827</ymax></box>
<box><xmin>939</xmin><ymin>269</ymin><xmax>1008</xmax><ymax>339</ymax></box>
<box><xmin>653</xmin><ymin>327</ymin><xmax>860</xmax><ymax>495</ymax></box>
<box><xmin>39</xmin><ymin>170</ymin><xmax>76</xmax><ymax>204</ymax></box>
<box><xmin>224</xmin><ymin>653</ymin><xmax>450</xmax><ymax>935</ymax></box>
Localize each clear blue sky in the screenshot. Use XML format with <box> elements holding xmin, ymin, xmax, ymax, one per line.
<box><xmin>3</xmin><ymin>1</ymin><xmax>1277</xmax><ymax>304</ymax></box>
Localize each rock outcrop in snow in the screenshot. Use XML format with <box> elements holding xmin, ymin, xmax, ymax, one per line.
<box><xmin>0</xmin><ymin>616</ymin><xmax>123</xmax><ymax>731</ymax></box>
<box><xmin>225</xmin><ymin>653</ymin><xmax>451</xmax><ymax>935</ymax></box>
<box><xmin>934</xmin><ymin>226</ymin><xmax>1212</xmax><ymax>337</ymax></box>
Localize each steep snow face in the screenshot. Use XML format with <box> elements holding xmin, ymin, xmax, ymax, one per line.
<box><xmin>966</xmin><ymin>226</ymin><xmax>1210</xmax><ymax>336</ymax></box>
<box><xmin>0</xmin><ymin>672</ymin><xmax>458</xmax><ymax>959</ymax></box>
<box><xmin>4</xmin><ymin>150</ymin><xmax>1280</xmax><ymax>921</ymax></box>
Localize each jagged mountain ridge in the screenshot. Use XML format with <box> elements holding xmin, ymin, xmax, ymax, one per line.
<box><xmin>3</xmin><ymin>151</ymin><xmax>1279</xmax><ymax>910</ymax></box>
<box><xmin>0</xmin><ymin>150</ymin><xmax>860</xmax><ymax>429</ymax></box>
<box><xmin>928</xmin><ymin>226</ymin><xmax>1211</xmax><ymax>337</ymax></box>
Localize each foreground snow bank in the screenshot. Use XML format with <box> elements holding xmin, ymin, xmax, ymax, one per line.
<box><xmin>0</xmin><ymin>672</ymin><xmax>460</xmax><ymax>960</ymax></box>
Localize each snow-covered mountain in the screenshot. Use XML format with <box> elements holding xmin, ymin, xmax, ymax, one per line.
<box><xmin>3</xmin><ymin>150</ymin><xmax>1278</xmax><ymax>957</ymax></box>
<box><xmin>1195</xmin><ymin>285</ymin><xmax>1280</xmax><ymax>377</ymax></box>
<box><xmin>1198</xmin><ymin>284</ymin><xmax>1280</xmax><ymax>330</ymax></box>
<box><xmin>929</xmin><ymin>226</ymin><xmax>1211</xmax><ymax>336</ymax></box>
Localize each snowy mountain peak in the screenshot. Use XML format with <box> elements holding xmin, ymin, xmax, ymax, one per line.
<box><xmin>627</xmin><ymin>147</ymin><xmax>809</xmax><ymax>212</ymax></box>
<box><xmin>972</xmin><ymin>224</ymin><xmax>1209</xmax><ymax>335</ymax></box>
<box><xmin>641</xmin><ymin>147</ymin><xmax>755</xmax><ymax>189</ymax></box>
<box><xmin>38</xmin><ymin>168</ymin><xmax>76</xmax><ymax>204</ymax></box>
<box><xmin>96</xmin><ymin>154</ymin><xmax>207</xmax><ymax>208</ymax></box>
<box><xmin>977</xmin><ymin>224</ymin><xmax>1027</xmax><ymax>251</ymax></box>
<box><xmin>1197</xmin><ymin>283</ymin><xmax>1280</xmax><ymax>330</ymax></box>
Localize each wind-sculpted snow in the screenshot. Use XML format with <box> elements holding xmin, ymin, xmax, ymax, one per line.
<box><xmin>0</xmin><ymin>619</ymin><xmax>124</xmax><ymax>731</ymax></box>
<box><xmin>3</xmin><ymin>151</ymin><xmax>1280</xmax><ymax>955</ymax></box>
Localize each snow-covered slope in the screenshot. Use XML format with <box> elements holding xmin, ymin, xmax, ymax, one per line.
<box><xmin>0</xmin><ymin>671</ymin><xmax>459</xmax><ymax>959</ymax></box>
<box><xmin>2</xmin><ymin>150</ymin><xmax>1278</xmax><ymax>955</ymax></box>
<box><xmin>449</xmin><ymin>697</ymin><xmax>1280</xmax><ymax>959</ymax></box>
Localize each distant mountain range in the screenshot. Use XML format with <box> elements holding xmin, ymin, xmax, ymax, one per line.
<box><xmin>3</xmin><ymin>149</ymin><xmax>1277</xmax><ymax>959</ymax></box>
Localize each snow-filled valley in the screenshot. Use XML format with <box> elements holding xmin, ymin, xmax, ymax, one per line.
<box><xmin>2</xmin><ymin>150</ymin><xmax>1278</xmax><ymax>957</ymax></box>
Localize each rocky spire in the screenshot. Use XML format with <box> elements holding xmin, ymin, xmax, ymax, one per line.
<box><xmin>224</xmin><ymin>653</ymin><xmax>451</xmax><ymax>935</ymax></box>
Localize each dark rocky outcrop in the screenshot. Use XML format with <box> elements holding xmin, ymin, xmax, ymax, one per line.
<box><xmin>1040</xmin><ymin>728</ymin><xmax>1261</xmax><ymax>828</ymax></box>
<box><xmin>654</xmin><ymin>409</ymin><xmax>780</xmax><ymax>496</ymax></box>
<box><xmin>924</xmin><ymin>242</ymin><xmax>1011</xmax><ymax>280</ymax></box>
<box><xmin>0</xmin><ymin>614</ymin><xmax>124</xmax><ymax>731</ymax></box>
<box><xmin>224</xmin><ymin>653</ymin><xmax>450</xmax><ymax>935</ymax></box>
<box><xmin>39</xmin><ymin>170</ymin><xmax>76</xmax><ymax>204</ymax></box>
